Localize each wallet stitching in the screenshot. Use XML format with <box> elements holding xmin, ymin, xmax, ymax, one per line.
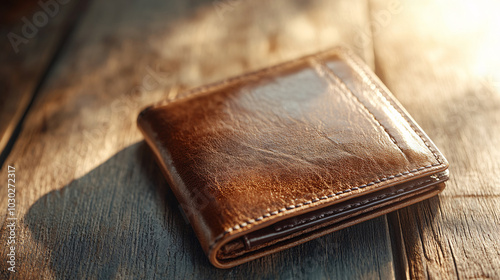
<box><xmin>274</xmin><ymin>177</ymin><xmax>435</xmax><ymax>232</ymax></box>
<box><xmin>168</xmin><ymin>48</ymin><xmax>447</xmax><ymax>250</ymax></box>
<box><xmin>218</xmin><ymin>175</ymin><xmax>442</xmax><ymax>259</ymax></box>
<box><xmin>338</xmin><ymin>51</ymin><xmax>443</xmax><ymax>165</ymax></box>
<box><xmin>210</xmin><ymin>162</ymin><xmax>443</xmax><ymax>249</ymax></box>
<box><xmin>310</xmin><ymin>60</ymin><xmax>404</xmax><ymax>155</ymax></box>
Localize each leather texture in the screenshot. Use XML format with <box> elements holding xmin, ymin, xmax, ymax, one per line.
<box><xmin>137</xmin><ymin>47</ymin><xmax>449</xmax><ymax>268</ymax></box>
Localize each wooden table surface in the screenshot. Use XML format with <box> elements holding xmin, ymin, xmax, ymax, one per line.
<box><xmin>1</xmin><ymin>0</ymin><xmax>499</xmax><ymax>279</ymax></box>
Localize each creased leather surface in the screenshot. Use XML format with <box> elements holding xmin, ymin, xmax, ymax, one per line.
<box><xmin>137</xmin><ymin>47</ymin><xmax>449</xmax><ymax>268</ymax></box>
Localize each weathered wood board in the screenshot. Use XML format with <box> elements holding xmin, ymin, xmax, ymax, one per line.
<box><xmin>0</xmin><ymin>0</ymin><xmax>85</xmax><ymax>161</ymax></box>
<box><xmin>0</xmin><ymin>0</ymin><xmax>403</xmax><ymax>279</ymax></box>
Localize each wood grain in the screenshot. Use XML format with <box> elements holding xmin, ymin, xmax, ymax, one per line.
<box><xmin>0</xmin><ymin>0</ymin><xmax>85</xmax><ymax>162</ymax></box>
<box><xmin>0</xmin><ymin>0</ymin><xmax>402</xmax><ymax>278</ymax></box>
<box><xmin>370</xmin><ymin>0</ymin><xmax>500</xmax><ymax>278</ymax></box>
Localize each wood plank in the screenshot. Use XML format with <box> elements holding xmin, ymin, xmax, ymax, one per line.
<box><xmin>0</xmin><ymin>0</ymin><xmax>86</xmax><ymax>163</ymax></box>
<box><xmin>370</xmin><ymin>0</ymin><xmax>500</xmax><ymax>278</ymax></box>
<box><xmin>0</xmin><ymin>0</ymin><xmax>400</xmax><ymax>278</ymax></box>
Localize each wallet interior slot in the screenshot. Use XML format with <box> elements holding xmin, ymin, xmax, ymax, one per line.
<box><xmin>218</xmin><ymin>171</ymin><xmax>448</xmax><ymax>260</ymax></box>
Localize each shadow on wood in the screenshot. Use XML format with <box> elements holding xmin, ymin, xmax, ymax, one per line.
<box><xmin>24</xmin><ymin>142</ymin><xmax>398</xmax><ymax>279</ymax></box>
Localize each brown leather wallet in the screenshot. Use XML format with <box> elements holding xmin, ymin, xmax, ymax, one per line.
<box><xmin>137</xmin><ymin>47</ymin><xmax>449</xmax><ymax>268</ymax></box>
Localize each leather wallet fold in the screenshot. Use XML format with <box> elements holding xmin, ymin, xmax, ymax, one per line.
<box><xmin>137</xmin><ymin>47</ymin><xmax>449</xmax><ymax>268</ymax></box>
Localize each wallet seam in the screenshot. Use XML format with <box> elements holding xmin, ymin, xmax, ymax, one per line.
<box><xmin>208</xmin><ymin>48</ymin><xmax>447</xmax><ymax>250</ymax></box>
<box><xmin>210</xmin><ymin>162</ymin><xmax>444</xmax><ymax>249</ymax></box>
<box><xmin>274</xmin><ymin>177</ymin><xmax>436</xmax><ymax>232</ymax></box>
<box><xmin>338</xmin><ymin>50</ymin><xmax>444</xmax><ymax>165</ymax></box>
<box><xmin>220</xmin><ymin>175</ymin><xmax>442</xmax><ymax>259</ymax></box>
